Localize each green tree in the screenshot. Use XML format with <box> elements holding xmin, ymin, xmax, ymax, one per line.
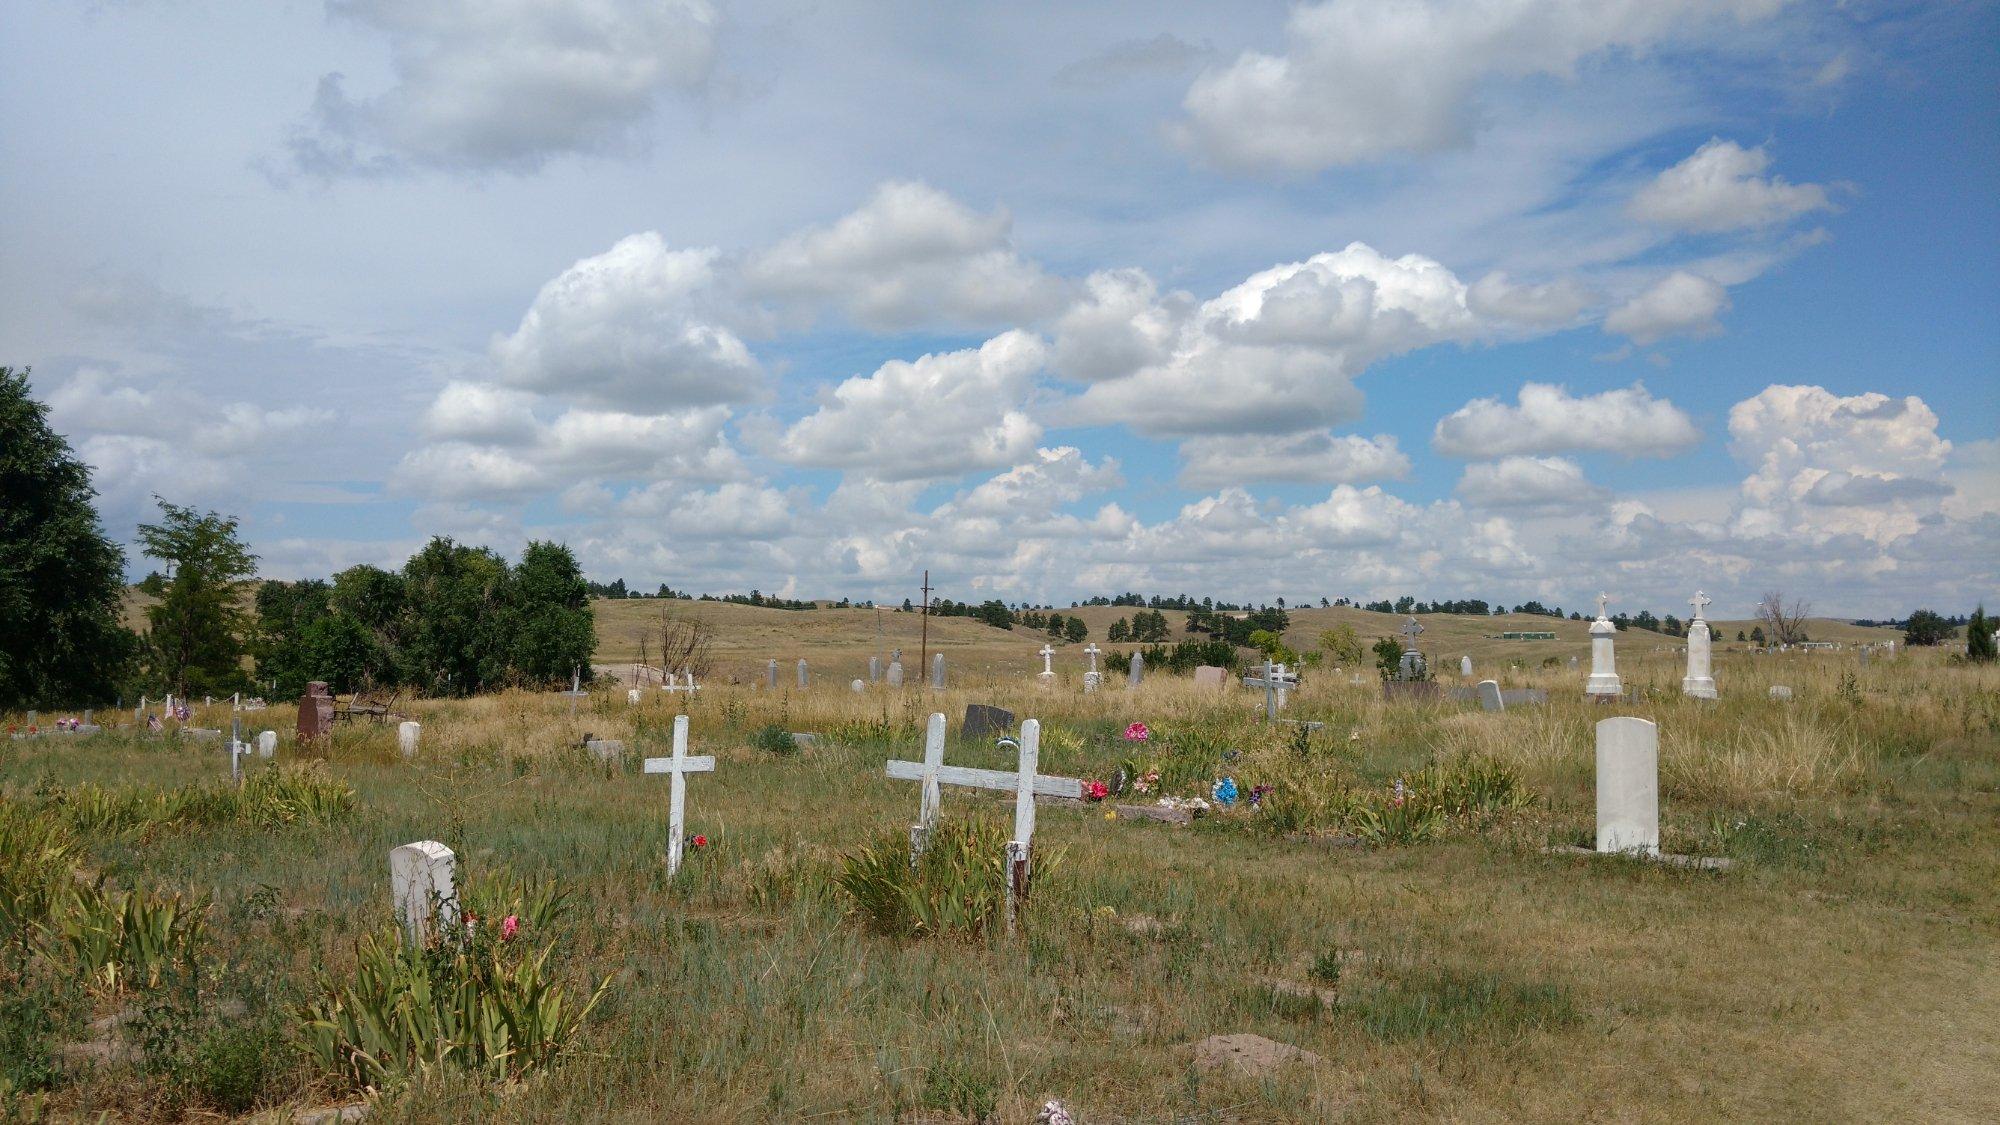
<box><xmin>1107</xmin><ymin>617</ymin><xmax>1129</xmax><ymax>643</ymax></box>
<box><xmin>1046</xmin><ymin>613</ymin><xmax>1066</xmax><ymax>640</ymax></box>
<box><xmin>506</xmin><ymin>540</ymin><xmax>595</xmax><ymax>688</ymax></box>
<box><xmin>0</xmin><ymin>366</ymin><xmax>139</xmax><ymax>708</ymax></box>
<box><xmin>1318</xmin><ymin>624</ymin><xmax>1364</xmax><ymax>666</ymax></box>
<box><xmin>1967</xmin><ymin>606</ymin><xmax>1996</xmax><ymax>664</ymax></box>
<box><xmin>1063</xmin><ymin>616</ymin><xmax>1088</xmax><ymax>644</ymax></box>
<box><xmin>1372</xmin><ymin>636</ymin><xmax>1404</xmax><ymax>680</ymax></box>
<box><xmin>1903</xmin><ymin>609</ymin><xmax>1953</xmax><ymax>647</ymax></box>
<box><xmin>253</xmin><ymin>578</ymin><xmax>331</xmax><ymax>696</ymax></box>
<box><xmin>400</xmin><ymin>537</ymin><xmax>511</xmax><ymax>695</ymax></box>
<box><xmin>972</xmin><ymin>599</ymin><xmax>1014</xmax><ymax>630</ymax></box>
<box><xmin>136</xmin><ymin>498</ymin><xmax>257</xmax><ymax>699</ymax></box>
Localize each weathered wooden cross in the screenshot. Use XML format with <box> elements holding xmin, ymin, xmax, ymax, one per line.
<box><xmin>884</xmin><ymin>712</ymin><xmax>1083</xmax><ymax>932</ymax></box>
<box><xmin>643</xmin><ymin>715</ymin><xmax>716</xmax><ymax>878</ymax></box>
<box><xmin>1242</xmin><ymin>657</ymin><xmax>1299</xmax><ymax>720</ymax></box>
<box><xmin>560</xmin><ymin>666</ymin><xmax>589</xmax><ymax>716</ymax></box>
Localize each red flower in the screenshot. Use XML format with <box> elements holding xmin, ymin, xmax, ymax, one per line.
<box><xmin>1084</xmin><ymin>780</ymin><xmax>1110</xmax><ymax>802</ymax></box>
<box><xmin>690</xmin><ymin>834</ymin><xmax>708</xmax><ymax>848</ymax></box>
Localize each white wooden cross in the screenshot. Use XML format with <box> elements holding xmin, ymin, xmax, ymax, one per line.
<box><xmin>884</xmin><ymin>713</ymin><xmax>1083</xmax><ymax>933</ymax></box>
<box><xmin>642</xmin><ymin>715</ymin><xmax>716</xmax><ymax>878</ymax></box>
<box><xmin>1242</xmin><ymin>657</ymin><xmax>1299</xmax><ymax>720</ymax></box>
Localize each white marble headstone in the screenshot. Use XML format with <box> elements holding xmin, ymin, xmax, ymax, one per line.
<box><xmin>389</xmin><ymin>840</ymin><xmax>458</xmax><ymax>945</ymax></box>
<box><xmin>1476</xmin><ymin>679</ymin><xmax>1505</xmax><ymax>713</ymax></box>
<box><xmin>1460</xmin><ymin>655</ymin><xmax>1473</xmax><ymax>678</ymax></box>
<box><xmin>1595</xmin><ymin>717</ymin><xmax>1659</xmax><ymax>856</ymax></box>
<box><xmin>397</xmin><ymin>720</ymin><xmax>421</xmax><ymax>758</ymax></box>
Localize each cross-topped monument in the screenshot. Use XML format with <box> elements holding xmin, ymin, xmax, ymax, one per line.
<box><xmin>1586</xmin><ymin>592</ymin><xmax>1622</xmax><ymax>698</ymax></box>
<box><xmin>1681</xmin><ymin>589</ymin><xmax>1717</xmax><ymax>699</ymax></box>
<box><xmin>1081</xmin><ymin>643</ymin><xmax>1102</xmax><ymax>693</ymax></box>
<box><xmin>642</xmin><ymin>715</ymin><xmax>717</xmax><ymax>878</ymax></box>
<box><xmin>1037</xmin><ymin>643</ymin><xmax>1056</xmax><ymax>687</ymax></box>
<box><xmin>1397</xmin><ymin>617</ymin><xmax>1427</xmax><ymax>680</ymax></box>
<box><xmin>1596</xmin><ymin>591</ymin><xmax>1610</xmax><ymax>619</ymax></box>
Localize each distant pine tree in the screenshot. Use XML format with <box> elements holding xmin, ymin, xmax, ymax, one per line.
<box><xmin>1968</xmin><ymin>606</ymin><xmax>1996</xmax><ymax>664</ymax></box>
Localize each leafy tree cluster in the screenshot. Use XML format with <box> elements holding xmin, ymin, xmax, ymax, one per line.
<box><xmin>0</xmin><ymin>366</ymin><xmax>140</xmax><ymax>708</ymax></box>
<box><xmin>1106</xmin><ymin>609</ymin><xmax>1171</xmax><ymax>644</ymax></box>
<box><xmin>1104</xmin><ymin>638</ymin><xmax>1239</xmax><ymax>675</ymax></box>
<box><xmin>137</xmin><ymin>500</ymin><xmax>260</xmax><ymax>699</ymax></box>
<box><xmin>1185</xmin><ymin>605</ymin><xmax>1290</xmax><ymax>647</ymax></box>
<box><xmin>700</xmin><ymin>590</ymin><xmax>819</xmax><ymax>611</ymax></box>
<box><xmin>1902</xmin><ymin>609</ymin><xmax>1955</xmax><ymax>647</ymax></box>
<box><xmin>1968</xmin><ymin>606</ymin><xmax>1996</xmax><ymax>664</ymax></box>
<box><xmin>256</xmin><ymin>538</ymin><xmax>595</xmax><ymax>697</ymax></box>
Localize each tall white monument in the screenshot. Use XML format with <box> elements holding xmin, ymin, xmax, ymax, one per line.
<box><xmin>1081</xmin><ymin>644</ymin><xmax>1102</xmax><ymax>693</ymax></box>
<box><xmin>1036</xmin><ymin>644</ymin><xmax>1056</xmax><ymax>688</ymax></box>
<box><xmin>1585</xmin><ymin>592</ymin><xmax>1622</xmax><ymax>699</ymax></box>
<box><xmin>1681</xmin><ymin>590</ymin><xmax>1717</xmax><ymax>700</ymax></box>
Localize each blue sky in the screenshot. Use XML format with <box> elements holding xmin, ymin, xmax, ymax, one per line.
<box><xmin>3</xmin><ymin>0</ymin><xmax>1995</xmax><ymax>617</ymax></box>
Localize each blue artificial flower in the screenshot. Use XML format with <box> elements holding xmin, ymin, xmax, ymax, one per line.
<box><xmin>1212</xmin><ymin>777</ymin><xmax>1238</xmax><ymax>806</ymax></box>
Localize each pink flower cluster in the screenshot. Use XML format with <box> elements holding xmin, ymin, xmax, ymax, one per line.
<box><xmin>1083</xmin><ymin>780</ymin><xmax>1110</xmax><ymax>802</ymax></box>
<box><xmin>1123</xmin><ymin>722</ymin><xmax>1150</xmax><ymax>741</ymax></box>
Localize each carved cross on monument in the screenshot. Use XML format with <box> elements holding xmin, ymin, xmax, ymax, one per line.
<box><xmin>1400</xmin><ymin>617</ymin><xmax>1425</xmax><ymax>651</ymax></box>
<box><xmin>1037</xmin><ymin>644</ymin><xmax>1055</xmax><ymax>678</ymax></box>
<box><xmin>1596</xmin><ymin>592</ymin><xmax>1611</xmax><ymax>620</ymax></box>
<box><xmin>1689</xmin><ymin>590</ymin><xmax>1711</xmax><ymax>620</ymax></box>
<box><xmin>1083</xmin><ymin>643</ymin><xmax>1101</xmax><ymax>674</ymax></box>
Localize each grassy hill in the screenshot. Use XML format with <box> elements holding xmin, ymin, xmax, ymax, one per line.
<box><xmin>591</xmin><ymin>597</ymin><xmax>1904</xmax><ymax>682</ymax></box>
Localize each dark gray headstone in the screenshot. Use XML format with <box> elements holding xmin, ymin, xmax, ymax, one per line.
<box><xmin>962</xmin><ymin>704</ymin><xmax>1015</xmax><ymax>740</ymax></box>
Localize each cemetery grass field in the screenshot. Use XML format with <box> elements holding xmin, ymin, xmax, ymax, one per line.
<box><xmin>4</xmin><ymin>649</ymin><xmax>1997</xmax><ymax>1122</ymax></box>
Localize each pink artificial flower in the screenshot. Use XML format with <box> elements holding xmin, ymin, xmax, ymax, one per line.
<box><xmin>1084</xmin><ymin>780</ymin><xmax>1110</xmax><ymax>802</ymax></box>
<box><xmin>500</xmin><ymin>915</ymin><xmax>520</xmax><ymax>941</ymax></box>
<box><xmin>1123</xmin><ymin>722</ymin><xmax>1150</xmax><ymax>742</ymax></box>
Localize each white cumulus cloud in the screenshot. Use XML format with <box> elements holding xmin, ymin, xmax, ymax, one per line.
<box><xmin>1629</xmin><ymin>138</ymin><xmax>1834</xmax><ymax>232</ymax></box>
<box><xmin>288</xmin><ymin>0</ymin><xmax>719</xmax><ymax>175</ymax></box>
<box><xmin>1603</xmin><ymin>271</ymin><xmax>1730</xmax><ymax>344</ymax></box>
<box><xmin>1067</xmin><ymin>243</ymin><xmax>1476</xmax><ymax>436</ymax></box>
<box><xmin>1432</xmin><ymin>381</ymin><xmax>1700</xmax><ymax>459</ymax></box>
<box><xmin>778</xmin><ymin>331</ymin><xmax>1048</xmax><ymax>481</ymax></box>
<box><xmin>1456</xmin><ymin>455</ymin><xmax>1610</xmax><ymax>509</ymax></box>
<box><xmin>491</xmin><ymin>232</ymin><xmax>761</xmax><ymax>412</ymax></box>
<box><xmin>744</xmin><ymin>182</ymin><xmax>1066</xmax><ymax>332</ymax></box>
<box><xmin>1178</xmin><ymin>431</ymin><xmax>1409</xmax><ymax>488</ymax></box>
<box><xmin>1175</xmin><ymin>0</ymin><xmax>1786</xmax><ymax>172</ymax></box>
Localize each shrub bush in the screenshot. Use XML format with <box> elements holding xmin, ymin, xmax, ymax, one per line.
<box><xmin>835</xmin><ymin>817</ymin><xmax>1063</xmax><ymax>939</ymax></box>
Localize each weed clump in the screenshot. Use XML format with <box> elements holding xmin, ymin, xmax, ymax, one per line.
<box><xmin>835</xmin><ymin>818</ymin><xmax>1063</xmax><ymax>939</ymax></box>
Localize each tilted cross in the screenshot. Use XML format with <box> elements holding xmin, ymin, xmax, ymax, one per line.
<box><xmin>1596</xmin><ymin>592</ymin><xmax>1611</xmax><ymax>619</ymax></box>
<box><xmin>1689</xmin><ymin>590</ymin><xmax>1711</xmax><ymax>620</ymax></box>
<box><xmin>1242</xmin><ymin>657</ymin><xmax>1299</xmax><ymax>720</ymax></box>
<box><xmin>884</xmin><ymin>714</ymin><xmax>1082</xmax><ymax>930</ymax></box>
<box><xmin>642</xmin><ymin>715</ymin><xmax>716</xmax><ymax>879</ymax></box>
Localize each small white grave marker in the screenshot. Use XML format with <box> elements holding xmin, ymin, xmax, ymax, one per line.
<box><xmin>1460</xmin><ymin>655</ymin><xmax>1473</xmax><ymax>678</ymax></box>
<box><xmin>1595</xmin><ymin>717</ymin><xmax>1659</xmax><ymax>857</ymax></box>
<box><xmin>398</xmin><ymin>720</ymin><xmax>421</xmax><ymax>758</ymax></box>
<box><xmin>1037</xmin><ymin>644</ymin><xmax>1055</xmax><ymax>688</ymax></box>
<box><xmin>628</xmin><ymin>688</ymin><xmax>642</xmax><ymax>705</ymax></box>
<box><xmin>389</xmin><ymin>840</ymin><xmax>458</xmax><ymax>945</ymax></box>
<box><xmin>1127</xmin><ymin>650</ymin><xmax>1144</xmax><ymax>688</ymax></box>
<box><xmin>643</xmin><ymin>715</ymin><xmax>716</xmax><ymax>879</ymax></box>
<box><xmin>1082</xmin><ymin>643</ymin><xmax>1102</xmax><ymax>693</ymax></box>
<box><xmin>257</xmin><ymin>730</ymin><xmax>277</xmax><ymax>757</ymax></box>
<box><xmin>1476</xmin><ymin>679</ymin><xmax>1505</xmax><ymax>713</ymax></box>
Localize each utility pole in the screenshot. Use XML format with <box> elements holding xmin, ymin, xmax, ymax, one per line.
<box><xmin>918</xmin><ymin>569</ymin><xmax>933</xmax><ymax>693</ymax></box>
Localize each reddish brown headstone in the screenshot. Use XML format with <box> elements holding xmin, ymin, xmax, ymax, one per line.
<box><xmin>297</xmin><ymin>681</ymin><xmax>335</xmax><ymax>742</ymax></box>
